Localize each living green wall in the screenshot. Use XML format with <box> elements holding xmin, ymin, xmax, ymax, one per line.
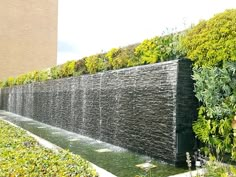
<box><xmin>193</xmin><ymin>63</ymin><xmax>236</xmax><ymax>160</ymax></box>
<box><xmin>187</xmin><ymin>9</ymin><xmax>236</xmax><ymax>161</ymax></box>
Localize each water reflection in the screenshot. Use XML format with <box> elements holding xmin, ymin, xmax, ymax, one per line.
<box><xmin>0</xmin><ymin>111</ymin><xmax>186</xmax><ymax>177</ymax></box>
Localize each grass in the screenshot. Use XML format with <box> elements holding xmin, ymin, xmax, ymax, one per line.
<box><xmin>0</xmin><ymin>119</ymin><xmax>98</xmax><ymax>177</ymax></box>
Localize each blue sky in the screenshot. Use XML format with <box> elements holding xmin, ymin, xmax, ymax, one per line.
<box><xmin>57</xmin><ymin>0</ymin><xmax>236</xmax><ymax>64</ymax></box>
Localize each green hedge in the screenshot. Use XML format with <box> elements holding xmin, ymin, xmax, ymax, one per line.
<box><xmin>180</xmin><ymin>9</ymin><xmax>236</xmax><ymax>67</ymax></box>
<box><xmin>0</xmin><ymin>119</ymin><xmax>97</xmax><ymax>176</ymax></box>
<box><xmin>192</xmin><ymin>62</ymin><xmax>236</xmax><ymax>160</ymax></box>
<box><xmin>0</xmin><ymin>33</ymin><xmax>183</xmax><ymax>88</ymax></box>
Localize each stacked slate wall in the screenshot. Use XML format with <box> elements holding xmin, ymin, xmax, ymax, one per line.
<box><xmin>0</xmin><ymin>59</ymin><xmax>198</xmax><ymax>164</ymax></box>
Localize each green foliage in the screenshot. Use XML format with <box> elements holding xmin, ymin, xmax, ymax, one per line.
<box><xmin>0</xmin><ymin>119</ymin><xmax>97</xmax><ymax>177</ymax></box>
<box><xmin>121</xmin><ymin>44</ymin><xmax>140</xmax><ymax>67</ymax></box>
<box><xmin>32</xmin><ymin>70</ymin><xmax>49</xmax><ymax>82</ymax></box>
<box><xmin>74</xmin><ymin>59</ymin><xmax>88</xmax><ymax>76</ymax></box>
<box><xmin>60</xmin><ymin>60</ymin><xmax>76</xmax><ymax>77</ymax></box>
<box><xmin>15</xmin><ymin>73</ymin><xmax>31</xmax><ymax>85</ymax></box>
<box><xmin>135</xmin><ymin>33</ymin><xmax>184</xmax><ymax>64</ymax></box>
<box><xmin>181</xmin><ymin>9</ymin><xmax>236</xmax><ymax>67</ymax></box>
<box><xmin>14</xmin><ymin>70</ymin><xmax>49</xmax><ymax>86</ymax></box>
<box><xmin>135</xmin><ymin>38</ymin><xmax>159</xmax><ymax>64</ymax></box>
<box><xmin>85</xmin><ymin>54</ymin><xmax>109</xmax><ymax>74</ymax></box>
<box><xmin>50</xmin><ymin>66</ymin><xmax>61</xmax><ymax>79</ymax></box>
<box><xmin>106</xmin><ymin>48</ymin><xmax>129</xmax><ymax>69</ymax></box>
<box><xmin>85</xmin><ymin>55</ymin><xmax>97</xmax><ymax>74</ymax></box>
<box><xmin>50</xmin><ymin>60</ymin><xmax>77</xmax><ymax>79</ymax></box>
<box><xmin>3</xmin><ymin>77</ymin><xmax>16</xmax><ymax>87</ymax></box>
<box><xmin>199</xmin><ymin>156</ymin><xmax>236</xmax><ymax>177</ymax></box>
<box><xmin>0</xmin><ymin>30</ymin><xmax>183</xmax><ymax>87</ymax></box>
<box><xmin>193</xmin><ymin>62</ymin><xmax>236</xmax><ymax>159</ymax></box>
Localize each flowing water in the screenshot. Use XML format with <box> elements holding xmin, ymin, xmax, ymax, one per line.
<box><xmin>0</xmin><ymin>110</ymin><xmax>186</xmax><ymax>177</ymax></box>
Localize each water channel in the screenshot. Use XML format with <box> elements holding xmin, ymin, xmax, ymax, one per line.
<box><xmin>0</xmin><ymin>110</ymin><xmax>186</xmax><ymax>177</ymax></box>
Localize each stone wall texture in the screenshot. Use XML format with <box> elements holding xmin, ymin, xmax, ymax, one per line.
<box><xmin>0</xmin><ymin>59</ymin><xmax>198</xmax><ymax>165</ymax></box>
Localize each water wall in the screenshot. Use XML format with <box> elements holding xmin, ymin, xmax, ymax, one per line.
<box><xmin>0</xmin><ymin>59</ymin><xmax>198</xmax><ymax>165</ymax></box>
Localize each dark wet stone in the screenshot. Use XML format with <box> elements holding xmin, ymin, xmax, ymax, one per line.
<box><xmin>0</xmin><ymin>59</ymin><xmax>198</xmax><ymax>165</ymax></box>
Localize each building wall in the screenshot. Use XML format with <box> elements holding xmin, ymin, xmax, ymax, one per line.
<box><xmin>0</xmin><ymin>0</ymin><xmax>57</xmax><ymax>80</ymax></box>
<box><xmin>0</xmin><ymin>59</ymin><xmax>198</xmax><ymax>165</ymax></box>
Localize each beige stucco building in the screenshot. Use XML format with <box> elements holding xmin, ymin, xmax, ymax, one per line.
<box><xmin>0</xmin><ymin>0</ymin><xmax>58</xmax><ymax>80</ymax></box>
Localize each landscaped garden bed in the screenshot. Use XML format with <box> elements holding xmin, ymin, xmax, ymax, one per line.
<box><xmin>0</xmin><ymin>119</ymin><xmax>97</xmax><ymax>177</ymax></box>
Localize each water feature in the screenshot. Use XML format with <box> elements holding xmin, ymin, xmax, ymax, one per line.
<box><xmin>0</xmin><ymin>60</ymin><xmax>198</xmax><ymax>165</ymax></box>
<box><xmin>0</xmin><ymin>111</ymin><xmax>186</xmax><ymax>177</ymax></box>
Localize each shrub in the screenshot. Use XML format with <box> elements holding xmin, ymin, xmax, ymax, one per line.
<box><xmin>135</xmin><ymin>38</ymin><xmax>159</xmax><ymax>64</ymax></box>
<box><xmin>50</xmin><ymin>66</ymin><xmax>61</xmax><ymax>79</ymax></box>
<box><xmin>50</xmin><ymin>61</ymin><xmax>76</xmax><ymax>79</ymax></box>
<box><xmin>10</xmin><ymin>70</ymin><xmax>49</xmax><ymax>87</ymax></box>
<box><xmin>31</xmin><ymin>70</ymin><xmax>49</xmax><ymax>82</ymax></box>
<box><xmin>106</xmin><ymin>48</ymin><xmax>129</xmax><ymax>69</ymax></box>
<box><xmin>15</xmin><ymin>74</ymin><xmax>29</xmax><ymax>85</ymax></box>
<box><xmin>0</xmin><ymin>120</ymin><xmax>97</xmax><ymax>176</ymax></box>
<box><xmin>194</xmin><ymin>155</ymin><xmax>236</xmax><ymax>177</ymax></box>
<box><xmin>192</xmin><ymin>62</ymin><xmax>236</xmax><ymax>160</ymax></box>
<box><xmin>74</xmin><ymin>58</ymin><xmax>88</xmax><ymax>76</ymax></box>
<box><xmin>85</xmin><ymin>54</ymin><xmax>108</xmax><ymax>74</ymax></box>
<box><xmin>180</xmin><ymin>9</ymin><xmax>236</xmax><ymax>67</ymax></box>
<box><xmin>3</xmin><ymin>77</ymin><xmax>16</xmax><ymax>87</ymax></box>
<box><xmin>60</xmin><ymin>60</ymin><xmax>76</xmax><ymax>77</ymax></box>
<box><xmin>125</xmin><ymin>44</ymin><xmax>141</xmax><ymax>67</ymax></box>
<box><xmin>135</xmin><ymin>33</ymin><xmax>184</xmax><ymax>64</ymax></box>
<box><xmin>85</xmin><ymin>55</ymin><xmax>99</xmax><ymax>74</ymax></box>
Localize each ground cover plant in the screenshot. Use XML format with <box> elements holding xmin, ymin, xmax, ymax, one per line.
<box><xmin>0</xmin><ymin>119</ymin><xmax>97</xmax><ymax>177</ymax></box>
